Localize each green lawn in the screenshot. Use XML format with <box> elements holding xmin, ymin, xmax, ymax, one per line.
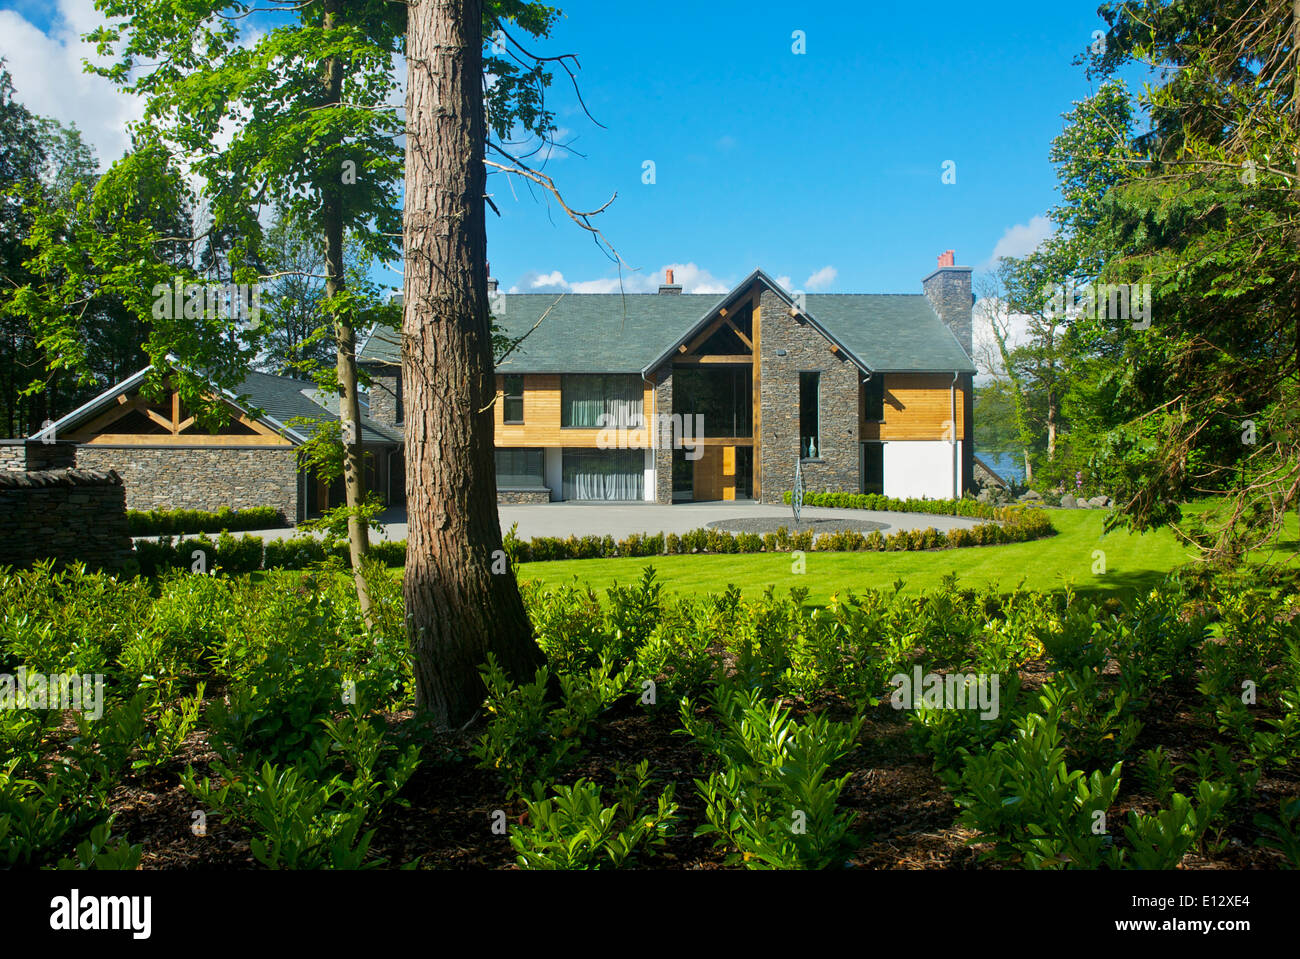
<box><xmin>516</xmin><ymin>509</ymin><xmax>1298</xmax><ymax>605</ymax></box>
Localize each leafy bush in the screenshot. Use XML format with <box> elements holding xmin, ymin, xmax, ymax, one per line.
<box><xmin>510</xmin><ymin>761</ymin><xmax>678</xmax><ymax>869</ymax></box>
<box><xmin>128</xmin><ymin>505</ymin><xmax>284</xmax><ymax>536</ymax></box>
<box><xmin>951</xmin><ymin>704</ymin><xmax>1123</xmax><ymax>868</ymax></box>
<box><xmin>472</xmin><ymin>653</ymin><xmax>634</xmax><ymax>797</ymax></box>
<box><xmin>183</xmin><ymin>712</ymin><xmax>419</xmax><ymax>869</ymax></box>
<box><xmin>679</xmin><ymin>683</ymin><xmax>862</xmax><ymax>869</ymax></box>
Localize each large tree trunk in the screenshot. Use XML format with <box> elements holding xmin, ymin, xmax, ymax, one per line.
<box><xmin>402</xmin><ymin>0</ymin><xmax>544</xmax><ymax>727</ymax></box>
<box><xmin>323</xmin><ymin>0</ymin><xmax>373</xmax><ymax>620</ymax></box>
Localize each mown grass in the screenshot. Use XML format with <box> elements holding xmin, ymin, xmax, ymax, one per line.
<box><xmin>516</xmin><ymin>508</ymin><xmax>1298</xmax><ymax>605</ymax></box>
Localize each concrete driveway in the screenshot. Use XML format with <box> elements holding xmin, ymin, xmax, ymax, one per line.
<box><xmin>220</xmin><ymin>501</ymin><xmax>985</xmax><ymax>543</ymax></box>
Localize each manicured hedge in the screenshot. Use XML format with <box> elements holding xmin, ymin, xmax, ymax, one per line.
<box><xmin>133</xmin><ymin>508</ymin><xmax>1054</xmax><ymax>577</ymax></box>
<box><xmin>781</xmin><ymin>489</ymin><xmax>1005</xmax><ymax>519</ymax></box>
<box><xmin>127</xmin><ymin>505</ymin><xmax>285</xmax><ymax>536</ymax></box>
<box><xmin>507</xmin><ymin>509</ymin><xmax>1053</xmax><ymax>563</ymax></box>
<box><xmin>134</xmin><ymin>501</ymin><xmax>1055</xmax><ymax>574</ymax></box>
<box><xmin>134</xmin><ymin>532</ymin><xmax>406</xmax><ymax>577</ymax></box>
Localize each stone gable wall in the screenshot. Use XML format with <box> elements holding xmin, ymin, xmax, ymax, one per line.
<box><xmin>758</xmin><ymin>289</ymin><xmax>860</xmax><ymax>503</ymax></box>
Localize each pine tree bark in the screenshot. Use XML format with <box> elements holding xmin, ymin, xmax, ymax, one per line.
<box><xmin>323</xmin><ymin>0</ymin><xmax>373</xmax><ymax>620</ymax></box>
<box><xmin>402</xmin><ymin>0</ymin><xmax>544</xmax><ymax>727</ymax></box>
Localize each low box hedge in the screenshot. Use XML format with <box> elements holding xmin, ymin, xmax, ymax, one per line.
<box><xmin>127</xmin><ymin>505</ymin><xmax>285</xmax><ymax>536</ymax></box>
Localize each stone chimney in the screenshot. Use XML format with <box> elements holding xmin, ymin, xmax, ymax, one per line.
<box><xmin>922</xmin><ymin>251</ymin><xmax>973</xmax><ymax>360</ymax></box>
<box><xmin>658</xmin><ymin>268</ymin><xmax>682</xmax><ymax>294</ymax></box>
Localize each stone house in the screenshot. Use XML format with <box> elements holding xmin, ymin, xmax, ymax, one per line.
<box><xmin>359</xmin><ymin>253</ymin><xmax>976</xmax><ymax>504</ymax></box>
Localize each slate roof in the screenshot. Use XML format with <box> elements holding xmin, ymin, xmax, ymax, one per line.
<box><xmin>803</xmin><ymin>294</ymin><xmax>975</xmax><ymax>373</ymax></box>
<box><xmin>235</xmin><ymin>370</ymin><xmax>402</xmax><ymax>446</ymax></box>
<box><xmin>357</xmin><ymin>274</ymin><xmax>975</xmax><ymax>375</ymax></box>
<box><xmin>359</xmin><ymin>293</ymin><xmax>721</xmax><ymax>374</ymax></box>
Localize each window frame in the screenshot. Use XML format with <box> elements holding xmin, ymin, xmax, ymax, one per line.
<box><xmin>503</xmin><ymin>375</ymin><xmax>525</xmax><ymax>425</ymax></box>
<box><xmin>494</xmin><ymin>447</ymin><xmax>545</xmax><ymax>489</ymax></box>
<box><xmin>862</xmin><ymin>374</ymin><xmax>885</xmax><ymax>423</ymax></box>
<box><xmin>559</xmin><ymin>374</ymin><xmax>644</xmax><ymax>429</ymax></box>
<box><xmin>799</xmin><ymin>370</ymin><xmax>822</xmax><ymax>461</ymax></box>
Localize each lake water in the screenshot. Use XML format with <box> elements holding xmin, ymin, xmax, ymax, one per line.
<box><xmin>975</xmin><ymin>449</ymin><xmax>1026</xmax><ymax>484</ymax></box>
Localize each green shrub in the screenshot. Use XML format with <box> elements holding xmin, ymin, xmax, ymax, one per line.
<box><xmin>510</xmin><ymin>761</ymin><xmax>678</xmax><ymax>869</ymax></box>
<box><xmin>680</xmin><ymin>682</ymin><xmax>862</xmax><ymax>869</ymax></box>
<box><xmin>184</xmin><ymin>713</ymin><xmax>419</xmax><ymax>869</ymax></box>
<box><xmin>128</xmin><ymin>505</ymin><xmax>284</xmax><ymax>536</ymax></box>
<box><xmin>952</xmin><ymin>705</ymin><xmax>1123</xmax><ymax>868</ymax></box>
<box><xmin>472</xmin><ymin>653</ymin><xmax>634</xmax><ymax>797</ymax></box>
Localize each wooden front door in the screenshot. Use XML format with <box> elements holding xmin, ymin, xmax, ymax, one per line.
<box><xmin>692</xmin><ymin>446</ymin><xmax>737</xmax><ymax>501</ymax></box>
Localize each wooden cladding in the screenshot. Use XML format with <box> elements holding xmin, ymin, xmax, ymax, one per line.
<box><xmin>693</xmin><ymin>445</ymin><xmax>738</xmax><ymax>501</ymax></box>
<box><xmin>860</xmin><ymin>373</ymin><xmax>969</xmax><ymax>442</ymax></box>
<box><xmin>493</xmin><ymin>374</ymin><xmax>655</xmax><ymax>449</ymax></box>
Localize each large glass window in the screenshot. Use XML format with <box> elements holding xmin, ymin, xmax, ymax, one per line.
<box><xmin>561</xmin><ymin>375</ymin><xmax>643</xmax><ymax>428</ymax></box>
<box><xmin>800</xmin><ymin>371</ymin><xmax>821</xmax><ymax>460</ymax></box>
<box><xmin>673</xmin><ymin>367</ymin><xmax>752</xmax><ymax>437</ymax></box>
<box><xmin>863</xmin><ymin>374</ymin><xmax>884</xmax><ymax>422</ymax></box>
<box><xmin>503</xmin><ymin>375</ymin><xmax>524</xmax><ymax>424</ymax></box>
<box><xmin>495</xmin><ymin>448</ymin><xmax>545</xmax><ymax>488</ymax></box>
<box><xmin>562</xmin><ymin>448</ymin><xmax>643</xmax><ymax>501</ymax></box>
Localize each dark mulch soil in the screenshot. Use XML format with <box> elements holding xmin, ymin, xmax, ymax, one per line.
<box><xmin>94</xmin><ymin>657</ymin><xmax>1299</xmax><ymax>870</ymax></box>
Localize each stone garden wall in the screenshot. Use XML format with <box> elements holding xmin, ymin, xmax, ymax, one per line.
<box><xmin>0</xmin><ymin>469</ymin><xmax>135</xmax><ymax>572</ymax></box>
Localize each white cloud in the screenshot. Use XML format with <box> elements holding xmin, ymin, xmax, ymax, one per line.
<box><xmin>509</xmin><ymin>262</ymin><xmax>730</xmax><ymax>295</ymax></box>
<box><xmin>775</xmin><ymin>275</ymin><xmax>794</xmax><ymax>292</ymax></box>
<box><xmin>983</xmin><ymin>215</ymin><xmax>1055</xmax><ymax>268</ymax></box>
<box><xmin>0</xmin><ymin>0</ymin><xmax>143</xmax><ymax>167</ymax></box>
<box><xmin>972</xmin><ymin>294</ymin><xmax>1034</xmax><ymax>383</ymax></box>
<box><xmin>804</xmin><ymin>265</ymin><xmax>837</xmax><ymax>291</ymax></box>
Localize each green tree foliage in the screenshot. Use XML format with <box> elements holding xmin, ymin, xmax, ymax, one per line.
<box><xmin>997</xmin><ymin>3</ymin><xmax>1298</xmax><ymax>559</ymax></box>
<box><xmin>1079</xmin><ymin>1</ymin><xmax>1300</xmax><ymax>557</ymax></box>
<box><xmin>0</xmin><ymin>62</ymin><xmax>176</xmax><ymax>436</ymax></box>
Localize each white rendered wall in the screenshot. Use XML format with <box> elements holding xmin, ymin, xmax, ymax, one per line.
<box><xmin>643</xmin><ymin>449</ymin><xmax>655</xmax><ymax>502</ymax></box>
<box><xmin>882</xmin><ymin>441</ymin><xmax>962</xmax><ymax>500</ymax></box>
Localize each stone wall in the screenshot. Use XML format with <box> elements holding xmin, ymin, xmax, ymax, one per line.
<box><xmin>0</xmin><ymin>440</ymin><xmax>77</xmax><ymax>471</ymax></box>
<box><xmin>922</xmin><ymin>265</ymin><xmax>974</xmax><ymax>360</ymax></box>
<box><xmin>76</xmin><ymin>446</ymin><xmax>299</xmax><ymax>522</ymax></box>
<box><xmin>0</xmin><ymin>469</ymin><xmax>135</xmax><ymax>572</ymax></box>
<box><xmin>367</xmin><ymin>371</ymin><xmax>402</xmax><ymax>429</ymax></box>
<box><xmin>652</xmin><ymin>365</ymin><xmax>673</xmax><ymax>504</ymax></box>
<box><xmin>758</xmin><ymin>289</ymin><xmax>860</xmax><ymax>503</ymax></box>
<box><xmin>497</xmin><ymin>489</ymin><xmax>550</xmax><ymax>504</ymax></box>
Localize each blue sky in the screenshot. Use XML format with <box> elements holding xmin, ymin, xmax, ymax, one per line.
<box><xmin>0</xmin><ymin>0</ymin><xmax>1120</xmax><ymax>299</ymax></box>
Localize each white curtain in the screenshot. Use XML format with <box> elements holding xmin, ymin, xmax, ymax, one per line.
<box><xmin>562</xmin><ymin>375</ymin><xmax>643</xmax><ymax>428</ymax></box>
<box><xmin>563</xmin><ymin>449</ymin><xmax>643</xmax><ymax>500</ymax></box>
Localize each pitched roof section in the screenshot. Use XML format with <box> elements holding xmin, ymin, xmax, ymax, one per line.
<box><xmin>359</xmin><ymin>293</ymin><xmax>723</xmax><ymax>374</ymax></box>
<box><xmin>357</xmin><ymin>272</ymin><xmax>975</xmax><ymax>376</ymax></box>
<box><xmin>33</xmin><ymin>364</ymin><xmax>401</xmax><ymax>447</ymax></box>
<box><xmin>803</xmin><ymin>294</ymin><xmax>975</xmax><ymax>373</ymax></box>
<box><xmin>235</xmin><ymin>370</ymin><xmax>402</xmax><ymax>446</ymax></box>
